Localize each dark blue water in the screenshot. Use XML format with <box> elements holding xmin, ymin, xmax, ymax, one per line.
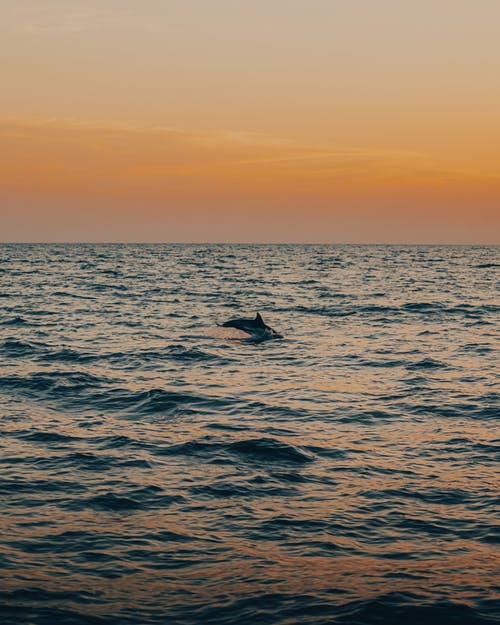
<box><xmin>1</xmin><ymin>244</ymin><xmax>499</xmax><ymax>625</ymax></box>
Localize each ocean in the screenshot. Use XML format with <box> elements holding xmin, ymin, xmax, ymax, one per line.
<box><xmin>0</xmin><ymin>243</ymin><xmax>498</xmax><ymax>625</ymax></box>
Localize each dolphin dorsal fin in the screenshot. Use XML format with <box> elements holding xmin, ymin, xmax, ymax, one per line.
<box><xmin>255</xmin><ymin>312</ymin><xmax>265</xmax><ymax>327</ymax></box>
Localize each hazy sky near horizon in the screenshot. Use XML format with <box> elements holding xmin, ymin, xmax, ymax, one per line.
<box><xmin>1</xmin><ymin>0</ymin><xmax>499</xmax><ymax>242</ymax></box>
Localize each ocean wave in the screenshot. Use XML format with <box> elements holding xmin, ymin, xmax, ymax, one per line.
<box><xmin>131</xmin><ymin>344</ymin><xmax>227</xmax><ymax>363</ymax></box>
<box><xmin>0</xmin><ymin>477</ymin><xmax>86</xmax><ymax>496</ymax></box>
<box><xmin>157</xmin><ymin>436</ymin><xmax>314</xmax><ymax>466</ymax></box>
<box><xmin>0</xmin><ymin>316</ymin><xmax>30</xmax><ymax>326</ymax></box>
<box><xmin>63</xmin><ymin>451</ymin><xmax>149</xmax><ymax>472</ymax></box>
<box><xmin>289</xmin><ymin>305</ymin><xmax>357</xmax><ymax>317</ymax></box>
<box><xmin>228</xmin><ymin>438</ymin><xmax>314</xmax><ymax>464</ymax></box>
<box><xmin>1</xmin><ymin>338</ymin><xmax>48</xmax><ymax>357</ymax></box>
<box><xmin>19</xmin><ymin>430</ymin><xmax>79</xmax><ymax>444</ymax></box>
<box><xmin>360</xmin><ymin>358</ymin><xmax>408</xmax><ymax>368</ymax></box>
<box><xmin>95</xmin><ymin>434</ymin><xmax>145</xmax><ymax>450</ymax></box>
<box><xmin>190</xmin><ymin>479</ymin><xmax>294</xmax><ymax>499</ymax></box>
<box><xmin>282</xmin><ymin>300</ymin><xmax>496</xmax><ymax>320</ymax></box>
<box><xmin>0</xmin><ymin>373</ymin><xmax>259</xmax><ymax>420</ymax></box>
<box><xmin>406</xmin><ymin>358</ymin><xmax>448</xmax><ymax>370</ymax></box>
<box><xmin>361</xmin><ymin>486</ymin><xmax>472</xmax><ymax>505</ymax></box>
<box><xmin>91</xmin><ymin>387</ymin><xmax>234</xmax><ymax>417</ymax></box>
<box><xmin>74</xmin><ymin>488</ymin><xmax>183</xmax><ymax>513</ymax></box>
<box><xmin>333</xmin><ymin>594</ymin><xmax>493</xmax><ymax>625</ymax></box>
<box><xmin>38</xmin><ymin>348</ymin><xmax>98</xmax><ymax>363</ymax></box>
<box><xmin>0</xmin><ymin>370</ymin><xmax>111</xmax><ymax>397</ymax></box>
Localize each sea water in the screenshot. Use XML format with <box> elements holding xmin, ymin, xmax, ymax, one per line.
<box><xmin>0</xmin><ymin>244</ymin><xmax>498</xmax><ymax>624</ymax></box>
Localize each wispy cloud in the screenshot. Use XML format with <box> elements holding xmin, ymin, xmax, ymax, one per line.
<box><xmin>1</xmin><ymin>117</ymin><xmax>499</xmax><ymax>204</ymax></box>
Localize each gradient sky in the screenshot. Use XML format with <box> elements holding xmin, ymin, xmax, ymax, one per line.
<box><xmin>1</xmin><ymin>0</ymin><xmax>499</xmax><ymax>242</ymax></box>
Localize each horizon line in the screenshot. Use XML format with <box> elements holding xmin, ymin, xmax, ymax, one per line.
<box><xmin>1</xmin><ymin>241</ymin><xmax>498</xmax><ymax>246</ymax></box>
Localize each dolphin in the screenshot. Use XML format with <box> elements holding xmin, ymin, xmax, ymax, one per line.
<box><xmin>219</xmin><ymin>313</ymin><xmax>283</xmax><ymax>341</ymax></box>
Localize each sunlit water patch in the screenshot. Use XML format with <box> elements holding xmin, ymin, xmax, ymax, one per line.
<box><xmin>0</xmin><ymin>244</ymin><xmax>499</xmax><ymax>624</ymax></box>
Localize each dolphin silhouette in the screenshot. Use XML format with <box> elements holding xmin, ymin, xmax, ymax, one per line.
<box><xmin>219</xmin><ymin>313</ymin><xmax>283</xmax><ymax>341</ymax></box>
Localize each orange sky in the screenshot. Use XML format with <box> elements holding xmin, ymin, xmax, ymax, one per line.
<box><xmin>1</xmin><ymin>1</ymin><xmax>499</xmax><ymax>242</ymax></box>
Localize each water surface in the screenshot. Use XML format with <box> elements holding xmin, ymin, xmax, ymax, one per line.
<box><xmin>1</xmin><ymin>244</ymin><xmax>499</xmax><ymax>624</ymax></box>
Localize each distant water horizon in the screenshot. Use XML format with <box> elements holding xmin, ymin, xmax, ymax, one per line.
<box><xmin>1</xmin><ymin>243</ymin><xmax>498</xmax><ymax>624</ymax></box>
<box><xmin>2</xmin><ymin>241</ymin><xmax>499</xmax><ymax>246</ymax></box>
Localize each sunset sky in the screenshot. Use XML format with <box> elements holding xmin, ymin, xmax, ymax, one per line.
<box><xmin>1</xmin><ymin>0</ymin><xmax>499</xmax><ymax>242</ymax></box>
